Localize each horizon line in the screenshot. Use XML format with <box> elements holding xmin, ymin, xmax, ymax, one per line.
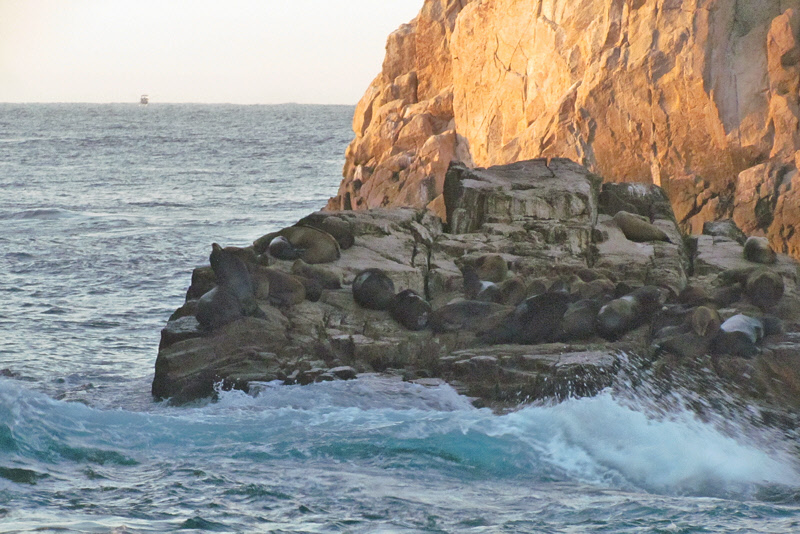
<box><xmin>0</xmin><ymin>100</ymin><xmax>358</xmax><ymax>106</ymax></box>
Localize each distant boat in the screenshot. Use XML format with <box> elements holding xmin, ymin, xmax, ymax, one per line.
<box><xmin>140</xmin><ymin>94</ymin><xmax>149</xmax><ymax>105</ymax></box>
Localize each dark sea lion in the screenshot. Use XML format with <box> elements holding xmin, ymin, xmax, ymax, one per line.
<box><xmin>291</xmin><ymin>259</ymin><xmax>342</xmax><ymax>289</ymax></box>
<box><xmin>210</xmin><ymin>243</ymin><xmax>264</xmax><ymax>318</ymax></box>
<box><xmin>268</xmin><ymin>236</ymin><xmax>302</xmax><ymax>260</ymax></box>
<box><xmin>613</xmin><ymin>211</ymin><xmax>670</xmax><ymax>243</ymax></box>
<box><xmin>429</xmin><ymin>300</ymin><xmax>512</xmax><ymax>334</ymax></box>
<box><xmin>597</xmin><ymin>285</ymin><xmax>662</xmax><ymax>340</ymax></box>
<box><xmin>196</xmin><ymin>243</ymin><xmax>264</xmax><ymax>330</ymax></box>
<box><xmin>462</xmin><ymin>264</ymin><xmax>502</xmax><ymax>302</ymax></box>
<box><xmin>352</xmin><ymin>268</ymin><xmax>395</xmax><ymax>310</ymax></box>
<box><xmin>295</xmin><ymin>275</ymin><xmax>322</xmax><ymax>302</ymax></box>
<box><xmin>296</xmin><ymin>213</ymin><xmax>355</xmax><ymax>250</ymax></box>
<box><xmin>196</xmin><ymin>286</ymin><xmax>243</xmax><ymax>330</ymax></box>
<box><xmin>745</xmin><ymin>268</ymin><xmax>784</xmax><ymax>310</ymax></box>
<box><xmin>254</xmin><ymin>225</ymin><xmax>340</xmax><ymax>264</ymax></box>
<box><xmin>390</xmin><ymin>289</ymin><xmax>432</xmax><ymax>331</ymax></box>
<box><xmin>482</xmin><ymin>290</ymin><xmax>571</xmax><ymax>345</ymax></box>
<box><xmin>712</xmin><ymin>314</ymin><xmax>765</xmax><ymax>357</ymax></box>
<box><xmin>222</xmin><ymin>245</ymin><xmax>259</xmax><ymax>266</ymax></box>
<box><xmin>743</xmin><ymin>236</ymin><xmax>777</xmax><ymax>264</ymax></box>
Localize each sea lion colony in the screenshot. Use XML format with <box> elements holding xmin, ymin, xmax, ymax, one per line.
<box><xmin>192</xmin><ymin>213</ymin><xmax>786</xmax><ymax>363</ymax></box>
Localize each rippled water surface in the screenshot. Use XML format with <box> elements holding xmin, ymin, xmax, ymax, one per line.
<box><xmin>2</xmin><ymin>104</ymin><xmax>800</xmax><ymax>532</ymax></box>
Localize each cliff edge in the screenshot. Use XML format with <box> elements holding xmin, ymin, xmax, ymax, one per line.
<box><xmin>329</xmin><ymin>0</ymin><xmax>800</xmax><ymax>260</ymax></box>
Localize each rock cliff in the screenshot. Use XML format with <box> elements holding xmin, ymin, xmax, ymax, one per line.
<box><xmin>329</xmin><ymin>0</ymin><xmax>800</xmax><ymax>260</ymax></box>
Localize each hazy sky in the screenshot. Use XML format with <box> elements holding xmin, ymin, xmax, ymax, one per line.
<box><xmin>0</xmin><ymin>0</ymin><xmax>422</xmax><ymax>104</ymax></box>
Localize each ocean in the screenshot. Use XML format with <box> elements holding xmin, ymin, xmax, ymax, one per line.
<box><xmin>1</xmin><ymin>103</ymin><xmax>799</xmax><ymax>533</ymax></box>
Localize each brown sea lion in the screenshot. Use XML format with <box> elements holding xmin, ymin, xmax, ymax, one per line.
<box><xmin>559</xmin><ymin>298</ymin><xmax>602</xmax><ymax>341</ymax></box>
<box><xmin>690</xmin><ymin>306</ymin><xmax>722</xmax><ymax>337</ymax></box>
<box><xmin>291</xmin><ymin>259</ymin><xmax>342</xmax><ymax>289</ymax></box>
<box><xmin>498</xmin><ymin>277</ymin><xmax>527</xmax><ymax>307</ymax></box>
<box><xmin>251</xmin><ymin>266</ymin><xmax>305</xmax><ymax>306</ymax></box>
<box><xmin>254</xmin><ymin>225</ymin><xmax>340</xmax><ymax>264</ymax></box>
<box><xmin>352</xmin><ymin>268</ymin><xmax>395</xmax><ymax>310</ymax></box>
<box><xmin>613</xmin><ymin>211</ymin><xmax>670</xmax><ymax>243</ymax></box>
<box><xmin>471</xmin><ymin>254</ymin><xmax>508</xmax><ymax>283</ymax></box>
<box><xmin>296</xmin><ymin>213</ymin><xmax>355</xmax><ymax>250</ymax></box>
<box><xmin>745</xmin><ymin>269</ymin><xmax>784</xmax><ymax>310</ymax></box>
<box><xmin>743</xmin><ymin>236</ymin><xmax>777</xmax><ymax>264</ymax></box>
<box><xmin>429</xmin><ymin>300</ymin><xmax>512</xmax><ymax>334</ymax></box>
<box><xmin>390</xmin><ymin>289</ymin><xmax>432</xmax><ymax>331</ymax></box>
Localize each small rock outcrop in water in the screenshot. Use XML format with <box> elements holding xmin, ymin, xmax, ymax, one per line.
<box><xmin>329</xmin><ymin>0</ymin><xmax>800</xmax><ymax>260</ymax></box>
<box><xmin>154</xmin><ymin>159</ymin><xmax>800</xmax><ymax>416</ymax></box>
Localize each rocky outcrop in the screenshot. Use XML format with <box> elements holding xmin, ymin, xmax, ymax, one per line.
<box><xmin>331</xmin><ymin>0</ymin><xmax>800</xmax><ymax>261</ymax></box>
<box><xmin>156</xmin><ymin>159</ymin><xmax>800</xmax><ymax>421</ymax></box>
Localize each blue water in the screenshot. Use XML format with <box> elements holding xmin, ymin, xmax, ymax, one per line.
<box><xmin>2</xmin><ymin>104</ymin><xmax>800</xmax><ymax>532</ymax></box>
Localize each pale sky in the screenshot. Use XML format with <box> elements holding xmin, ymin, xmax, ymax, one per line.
<box><xmin>0</xmin><ymin>0</ymin><xmax>422</xmax><ymax>104</ymax></box>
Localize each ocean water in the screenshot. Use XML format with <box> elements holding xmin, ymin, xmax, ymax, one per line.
<box><xmin>1</xmin><ymin>103</ymin><xmax>800</xmax><ymax>533</ymax></box>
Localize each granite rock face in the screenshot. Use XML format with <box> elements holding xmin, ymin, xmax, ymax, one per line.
<box><xmin>331</xmin><ymin>0</ymin><xmax>800</xmax><ymax>260</ymax></box>
<box><xmin>155</xmin><ymin>159</ymin><xmax>800</xmax><ymax>420</ymax></box>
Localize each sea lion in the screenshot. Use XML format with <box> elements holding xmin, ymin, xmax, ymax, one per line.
<box><xmin>222</xmin><ymin>245</ymin><xmax>259</xmax><ymax>266</ymax></box>
<box><xmin>743</xmin><ymin>236</ymin><xmax>777</xmax><ymax>264</ymax></box>
<box><xmin>690</xmin><ymin>306</ymin><xmax>722</xmax><ymax>337</ymax></box>
<box><xmin>470</xmin><ymin>254</ymin><xmax>508</xmax><ymax>283</ymax></box>
<box><xmin>712</xmin><ymin>314</ymin><xmax>766</xmax><ymax>357</ymax></box>
<box><xmin>296</xmin><ymin>213</ymin><xmax>355</xmax><ymax>250</ymax></box>
<box><xmin>196</xmin><ymin>286</ymin><xmax>243</xmax><ymax>330</ymax></box>
<box><xmin>352</xmin><ymin>268</ymin><xmax>395</xmax><ymax>310</ymax></box>
<box><xmin>291</xmin><ymin>259</ymin><xmax>342</xmax><ymax>289</ymax></box>
<box><xmin>481</xmin><ymin>290</ymin><xmax>571</xmax><ymax>345</ymax></box>
<box><xmin>745</xmin><ymin>268</ymin><xmax>784</xmax><ymax>310</ymax></box>
<box><xmin>498</xmin><ymin>277</ymin><xmax>527</xmax><ymax>307</ymax></box>
<box><xmin>559</xmin><ymin>298</ymin><xmax>602</xmax><ymax>340</ymax></box>
<box><xmin>195</xmin><ymin>243</ymin><xmax>264</xmax><ymax>330</ymax></box>
<box><xmin>613</xmin><ymin>211</ymin><xmax>671</xmax><ymax>243</ymax></box>
<box><xmin>295</xmin><ymin>275</ymin><xmax>322</xmax><ymax>302</ymax></box>
<box><xmin>677</xmin><ymin>285</ymin><xmax>710</xmax><ymax>307</ymax></box>
<box><xmin>573</xmin><ymin>278</ymin><xmax>616</xmax><ymax>301</ymax></box>
<box><xmin>251</xmin><ymin>266</ymin><xmax>305</xmax><ymax>306</ymax></box>
<box><xmin>267</xmin><ymin>236</ymin><xmax>302</xmax><ymax>261</ymax></box>
<box><xmin>597</xmin><ymin>285</ymin><xmax>662</xmax><ymax>340</ymax></box>
<box><xmin>429</xmin><ymin>300</ymin><xmax>513</xmax><ymax>334</ymax></box>
<box><xmin>254</xmin><ymin>225</ymin><xmax>340</xmax><ymax>264</ymax></box>
<box><xmin>462</xmin><ymin>264</ymin><xmax>502</xmax><ymax>302</ymax></box>
<box><xmin>390</xmin><ymin>289</ymin><xmax>432</xmax><ymax>331</ymax></box>
<box><xmin>653</xmin><ymin>324</ymin><xmax>715</xmax><ymax>360</ymax></box>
